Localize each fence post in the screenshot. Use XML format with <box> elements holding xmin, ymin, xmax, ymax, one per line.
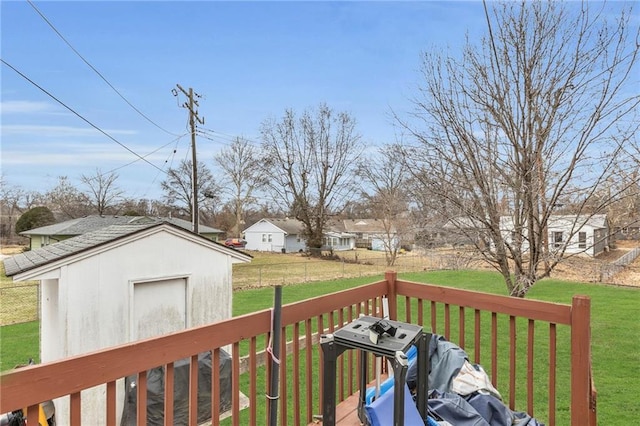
<box><xmin>571</xmin><ymin>295</ymin><xmax>594</xmax><ymax>425</ymax></box>
<box><xmin>385</xmin><ymin>270</ymin><xmax>398</xmax><ymax>321</ymax></box>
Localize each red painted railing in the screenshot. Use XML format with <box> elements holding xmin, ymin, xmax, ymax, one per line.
<box><xmin>0</xmin><ymin>271</ymin><xmax>596</xmax><ymax>425</ymax></box>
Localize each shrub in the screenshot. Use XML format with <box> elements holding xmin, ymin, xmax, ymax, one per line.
<box><xmin>15</xmin><ymin>207</ymin><xmax>55</xmax><ymax>234</ymax></box>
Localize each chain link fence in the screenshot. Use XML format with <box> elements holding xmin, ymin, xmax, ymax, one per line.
<box><xmin>0</xmin><ymin>283</ymin><xmax>40</xmax><ymax>326</ymax></box>
<box><xmin>600</xmin><ymin>247</ymin><xmax>640</xmax><ymax>283</ymax></box>
<box><xmin>232</xmin><ymin>250</ymin><xmax>482</xmax><ymax>290</ymax></box>
<box><xmin>3</xmin><ymin>247</ymin><xmax>635</xmax><ymax>326</ymax></box>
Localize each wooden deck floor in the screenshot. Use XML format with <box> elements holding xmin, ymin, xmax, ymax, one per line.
<box><xmin>307</xmin><ymin>390</ymin><xmax>363</xmax><ymax>425</ymax></box>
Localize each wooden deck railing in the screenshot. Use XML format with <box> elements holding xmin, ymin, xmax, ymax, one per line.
<box><xmin>0</xmin><ymin>271</ymin><xmax>596</xmax><ymax>426</ymax></box>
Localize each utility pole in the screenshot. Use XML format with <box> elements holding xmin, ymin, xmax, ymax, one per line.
<box><xmin>174</xmin><ymin>84</ymin><xmax>204</xmax><ymax>233</ymax></box>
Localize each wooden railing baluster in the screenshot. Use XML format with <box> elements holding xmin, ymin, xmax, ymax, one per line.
<box><xmin>305</xmin><ymin>318</ymin><xmax>313</xmax><ymax>424</ymax></box>
<box><xmin>444</xmin><ymin>303</ymin><xmax>451</xmax><ymax>340</ymax></box>
<box><xmin>27</xmin><ymin>404</ymin><xmax>40</xmax><ymax>426</ymax></box>
<box><xmin>232</xmin><ymin>342</ymin><xmax>240</xmax><ymax>426</ymax></box>
<box><xmin>106</xmin><ymin>380</ymin><xmax>116</xmax><ymax>426</ymax></box>
<box><xmin>136</xmin><ymin>371</ymin><xmax>146</xmax><ymax>426</ymax></box>
<box><xmin>459</xmin><ymin>306</ymin><xmax>465</xmax><ymax>349</ymax></box>
<box><xmin>165</xmin><ymin>363</ymin><xmax>175</xmax><ymax>426</ymax></box>
<box><xmin>474</xmin><ymin>309</ymin><xmax>481</xmax><ymax>364</ymax></box>
<box><xmin>509</xmin><ymin>315</ymin><xmax>517</xmax><ymax>410</ymax></box>
<box><xmin>280</xmin><ymin>326</ymin><xmax>287</xmax><ymax>426</ymax></box>
<box><xmin>210</xmin><ymin>351</ymin><xmax>219</xmax><ymax>426</ymax></box>
<box><xmin>317</xmin><ymin>314</ymin><xmax>324</xmax><ymax>415</ymax></box>
<box><xmin>431</xmin><ymin>301</ymin><xmax>437</xmax><ymax>333</ymax></box>
<box><xmin>549</xmin><ymin>323</ymin><xmax>557</xmax><ymax>426</ymax></box>
<box><xmin>492</xmin><ymin>312</ymin><xmax>498</xmax><ymax>388</ymax></box>
<box><xmin>292</xmin><ymin>323</ymin><xmax>301</xmax><ymax>425</ymax></box>
<box><xmin>527</xmin><ymin>319</ymin><xmax>535</xmax><ymax>416</ymax></box>
<box><xmin>189</xmin><ymin>354</ymin><xmax>198</xmax><ymax>425</ymax></box>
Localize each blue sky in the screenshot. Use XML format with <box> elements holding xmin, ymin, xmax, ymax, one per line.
<box><xmin>2</xmin><ymin>1</ymin><xmax>632</xmax><ymax>202</ymax></box>
<box><xmin>1</xmin><ymin>1</ymin><xmax>489</xmax><ymax>200</ymax></box>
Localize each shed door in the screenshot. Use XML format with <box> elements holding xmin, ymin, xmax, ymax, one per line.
<box><xmin>133</xmin><ymin>278</ymin><xmax>187</xmax><ymax>340</ymax></box>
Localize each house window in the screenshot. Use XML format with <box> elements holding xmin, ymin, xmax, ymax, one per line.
<box><xmin>578</xmin><ymin>232</ymin><xmax>587</xmax><ymax>249</ymax></box>
<box><xmin>268</xmin><ymin>233</ymin><xmax>272</xmax><ymax>242</ymax></box>
<box><xmin>262</xmin><ymin>234</ymin><xmax>266</xmax><ymax>242</ymax></box>
<box><xmin>553</xmin><ymin>231</ymin><xmax>563</xmax><ymax>248</ymax></box>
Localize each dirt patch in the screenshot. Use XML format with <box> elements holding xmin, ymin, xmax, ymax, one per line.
<box><xmin>0</xmin><ymin>245</ymin><xmax>27</xmax><ymax>256</ymax></box>
<box><xmin>552</xmin><ymin>242</ymin><xmax>640</xmax><ymax>287</ymax></box>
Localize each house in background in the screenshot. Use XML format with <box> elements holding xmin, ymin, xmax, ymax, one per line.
<box><xmin>545</xmin><ymin>214</ymin><xmax>609</xmax><ymax>256</ymax></box>
<box><xmin>341</xmin><ymin>218</ymin><xmax>398</xmax><ymax>251</ymax></box>
<box><xmin>3</xmin><ymin>221</ymin><xmax>251</xmax><ymax>425</ymax></box>
<box><xmin>243</xmin><ymin>218</ymin><xmax>307</xmax><ymax>253</ymax></box>
<box><xmin>243</xmin><ymin>218</ymin><xmax>356</xmax><ymax>252</ymax></box>
<box><xmin>500</xmin><ymin>214</ymin><xmax>610</xmax><ymax>257</ymax></box>
<box><xmin>20</xmin><ymin>215</ymin><xmax>223</xmax><ymax>250</ymax></box>
<box><xmin>322</xmin><ymin>229</ymin><xmax>356</xmax><ymax>251</ymax></box>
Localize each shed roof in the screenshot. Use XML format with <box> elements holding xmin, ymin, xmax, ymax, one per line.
<box><xmin>20</xmin><ymin>215</ymin><xmax>223</xmax><ymax>236</ymax></box>
<box><xmin>4</xmin><ymin>221</ymin><xmax>249</xmax><ymax>277</ymax></box>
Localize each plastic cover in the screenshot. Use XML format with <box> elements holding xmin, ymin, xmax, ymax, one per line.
<box><xmin>120</xmin><ymin>350</ymin><xmax>232</xmax><ymax>425</ymax></box>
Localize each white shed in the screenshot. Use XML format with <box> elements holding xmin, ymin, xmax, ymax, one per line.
<box><xmin>3</xmin><ymin>221</ymin><xmax>251</xmax><ymax>425</ymax></box>
<box><xmin>243</xmin><ymin>218</ymin><xmax>307</xmax><ymax>253</ymax></box>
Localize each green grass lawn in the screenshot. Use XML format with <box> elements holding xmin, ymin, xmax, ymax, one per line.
<box><xmin>0</xmin><ymin>320</ymin><xmax>39</xmax><ymax>371</ymax></box>
<box><xmin>2</xmin><ymin>271</ymin><xmax>638</xmax><ymax>425</ymax></box>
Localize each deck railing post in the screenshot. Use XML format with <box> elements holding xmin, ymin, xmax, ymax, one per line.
<box><xmin>385</xmin><ymin>270</ymin><xmax>398</xmax><ymax>321</ymax></box>
<box><xmin>570</xmin><ymin>295</ymin><xmax>594</xmax><ymax>425</ymax></box>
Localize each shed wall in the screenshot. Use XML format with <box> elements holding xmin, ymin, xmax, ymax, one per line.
<box><xmin>43</xmin><ymin>231</ymin><xmax>234</xmax><ymax>425</ymax></box>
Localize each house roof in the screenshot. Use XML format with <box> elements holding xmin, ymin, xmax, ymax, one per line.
<box><xmin>546</xmin><ymin>214</ymin><xmax>608</xmax><ymax>230</ymax></box>
<box><xmin>3</xmin><ymin>221</ymin><xmax>249</xmax><ymax>278</ymax></box>
<box><xmin>19</xmin><ymin>215</ymin><xmax>223</xmax><ymax>237</ymax></box>
<box><xmin>341</xmin><ymin>219</ymin><xmax>395</xmax><ymax>233</ymax></box>
<box><xmin>248</xmin><ymin>218</ymin><xmax>306</xmax><ymax>235</ymax></box>
<box><xmin>447</xmin><ymin>214</ymin><xmax>609</xmax><ymax>231</ymax></box>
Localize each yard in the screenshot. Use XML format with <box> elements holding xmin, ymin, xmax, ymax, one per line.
<box><xmin>1</xmin><ymin>242</ymin><xmax>639</xmax><ymax>424</ymax></box>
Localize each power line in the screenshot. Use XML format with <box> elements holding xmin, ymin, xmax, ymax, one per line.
<box><xmin>139</xmin><ymin>135</ymin><xmax>187</xmax><ymax>199</ymax></box>
<box><xmin>103</xmin><ymin>133</ymin><xmax>188</xmax><ymax>175</ymax></box>
<box><xmin>26</xmin><ymin>0</ymin><xmax>180</xmax><ymax>137</ymax></box>
<box><xmin>197</xmin><ymin>127</ymin><xmax>262</xmax><ymax>147</ymax></box>
<box><xmin>1</xmin><ymin>58</ymin><xmax>166</xmax><ymax>174</ymax></box>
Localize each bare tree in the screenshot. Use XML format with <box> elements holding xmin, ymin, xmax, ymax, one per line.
<box><xmin>595</xmin><ymin>167</ymin><xmax>640</xmax><ymax>234</ymax></box>
<box><xmin>214</xmin><ymin>137</ymin><xmax>265</xmax><ymax>237</ymax></box>
<box><xmin>0</xmin><ymin>176</ymin><xmax>25</xmax><ymax>243</ymax></box>
<box><xmin>80</xmin><ymin>169</ymin><xmax>124</xmax><ymax>215</ymax></box>
<box><xmin>46</xmin><ymin>176</ymin><xmax>92</xmax><ymax>219</ymax></box>
<box><xmin>356</xmin><ymin>144</ymin><xmax>410</xmax><ymax>266</ymax></box>
<box><xmin>400</xmin><ymin>1</ymin><xmax>639</xmax><ymax>296</ymax></box>
<box><xmin>260</xmin><ymin>104</ymin><xmax>363</xmax><ymax>253</ymax></box>
<box><xmin>161</xmin><ymin>159</ymin><xmax>220</xmax><ymax>221</ymax></box>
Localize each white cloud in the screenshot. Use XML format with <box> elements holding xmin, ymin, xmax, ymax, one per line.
<box><xmin>2</xmin><ymin>142</ymin><xmax>172</xmax><ymax>166</ymax></box>
<box><xmin>1</xmin><ymin>124</ymin><xmax>137</xmax><ymax>137</ymax></box>
<box><xmin>0</xmin><ymin>100</ymin><xmax>53</xmax><ymax>114</ymax></box>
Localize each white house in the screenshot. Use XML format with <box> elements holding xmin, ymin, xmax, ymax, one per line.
<box><xmin>243</xmin><ymin>218</ymin><xmax>357</xmax><ymax>252</ymax></box>
<box><xmin>322</xmin><ymin>230</ymin><xmax>356</xmax><ymax>251</ymax></box>
<box><xmin>3</xmin><ymin>221</ymin><xmax>251</xmax><ymax>425</ymax></box>
<box><xmin>342</xmin><ymin>219</ymin><xmax>398</xmax><ymax>251</ymax></box>
<box><xmin>243</xmin><ymin>218</ymin><xmax>307</xmax><ymax>253</ymax></box>
<box><xmin>500</xmin><ymin>214</ymin><xmax>609</xmax><ymax>257</ymax></box>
